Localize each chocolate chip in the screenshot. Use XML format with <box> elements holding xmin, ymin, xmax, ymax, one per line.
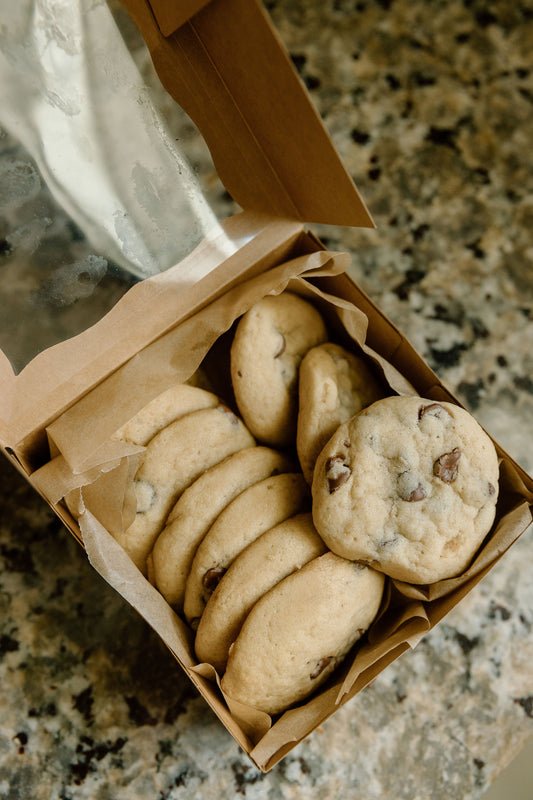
<box><xmin>274</xmin><ymin>333</ymin><xmax>286</xmax><ymax>358</ymax></box>
<box><xmin>418</xmin><ymin>402</ymin><xmax>445</xmax><ymax>420</ymax></box>
<box><xmin>343</xmin><ymin>439</ymin><xmax>351</xmax><ymax>449</ymax></box>
<box><xmin>398</xmin><ymin>472</ymin><xmax>426</xmax><ymax>502</ymax></box>
<box><xmin>488</xmin><ymin>482</ymin><xmax>496</xmax><ymax>496</ymax></box>
<box><xmin>202</xmin><ymin>567</ymin><xmax>226</xmax><ymax>592</ymax></box>
<box><xmin>433</xmin><ymin>448</ymin><xmax>461</xmax><ymax>483</ymax></box>
<box><xmin>406</xmin><ymin>483</ymin><xmax>427</xmax><ymax>502</ymax></box>
<box><xmin>310</xmin><ymin>657</ymin><xmax>334</xmax><ymax>680</ymax></box>
<box><xmin>325</xmin><ymin>455</ymin><xmax>351</xmax><ymax>493</ymax></box>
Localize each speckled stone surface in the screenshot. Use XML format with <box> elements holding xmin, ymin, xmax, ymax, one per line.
<box><xmin>1</xmin><ymin>0</ymin><xmax>533</xmax><ymax>798</ymax></box>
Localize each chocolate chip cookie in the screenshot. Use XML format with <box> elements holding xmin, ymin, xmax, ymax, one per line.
<box><xmin>116</xmin><ymin>405</ymin><xmax>255</xmax><ymax>572</ymax></box>
<box><xmin>312</xmin><ymin>396</ymin><xmax>500</xmax><ymax>584</ymax></box>
<box><xmin>220</xmin><ymin>553</ymin><xmax>384</xmax><ymax>715</ymax></box>
<box><xmin>231</xmin><ymin>292</ymin><xmax>328</xmax><ymax>447</ymax></box>
<box><xmin>297</xmin><ymin>342</ymin><xmax>384</xmax><ymax>483</ymax></box>
<box><xmin>112</xmin><ymin>384</ymin><xmax>219</xmax><ymax>446</ymax></box>
<box><xmin>194</xmin><ymin>512</ymin><xmax>327</xmax><ymax>673</ymax></box>
<box><xmin>150</xmin><ymin>446</ymin><xmax>294</xmax><ymax>610</ymax></box>
<box><xmin>183</xmin><ymin>472</ymin><xmax>310</xmax><ymax>626</ymax></box>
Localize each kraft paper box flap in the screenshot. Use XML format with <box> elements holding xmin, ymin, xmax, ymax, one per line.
<box><xmin>148</xmin><ymin>0</ymin><xmax>213</xmax><ymax>34</ymax></box>
<box><xmin>120</xmin><ymin>0</ymin><xmax>374</xmax><ymax>228</ymax></box>
<box><xmin>0</xmin><ymin>214</ymin><xmax>304</xmax><ymax>465</ymax></box>
<box><xmin>0</xmin><ymin>350</ymin><xmax>14</xmax><ymax>446</ymax></box>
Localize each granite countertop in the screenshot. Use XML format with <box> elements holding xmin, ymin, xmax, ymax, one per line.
<box><xmin>1</xmin><ymin>0</ymin><xmax>533</xmax><ymax>797</ymax></box>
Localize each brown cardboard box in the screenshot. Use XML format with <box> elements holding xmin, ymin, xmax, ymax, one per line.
<box><xmin>1</xmin><ymin>0</ymin><xmax>532</xmax><ymax>772</ymax></box>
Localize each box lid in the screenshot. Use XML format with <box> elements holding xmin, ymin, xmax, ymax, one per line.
<box><xmin>123</xmin><ymin>0</ymin><xmax>373</xmax><ymax>228</ymax></box>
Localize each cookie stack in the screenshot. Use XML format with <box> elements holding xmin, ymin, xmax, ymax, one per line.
<box><xmin>110</xmin><ymin>290</ymin><xmax>500</xmax><ymax>716</ymax></box>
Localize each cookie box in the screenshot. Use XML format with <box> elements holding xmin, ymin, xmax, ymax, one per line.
<box><xmin>1</xmin><ymin>0</ymin><xmax>532</xmax><ymax>773</ymax></box>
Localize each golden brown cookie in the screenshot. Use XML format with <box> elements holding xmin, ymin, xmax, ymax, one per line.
<box><xmin>116</xmin><ymin>405</ymin><xmax>255</xmax><ymax>572</ymax></box>
<box><xmin>231</xmin><ymin>292</ymin><xmax>328</xmax><ymax>447</ymax></box>
<box><xmin>220</xmin><ymin>553</ymin><xmax>385</xmax><ymax>714</ymax></box>
<box><xmin>150</xmin><ymin>446</ymin><xmax>294</xmax><ymax>609</ymax></box>
<box><xmin>112</xmin><ymin>384</ymin><xmax>219</xmax><ymax>446</ymax></box>
<box><xmin>194</xmin><ymin>513</ymin><xmax>326</xmax><ymax>673</ymax></box>
<box><xmin>297</xmin><ymin>342</ymin><xmax>384</xmax><ymax>483</ymax></box>
<box><xmin>183</xmin><ymin>472</ymin><xmax>310</xmax><ymax>626</ymax></box>
<box><xmin>312</xmin><ymin>396</ymin><xmax>500</xmax><ymax>584</ymax></box>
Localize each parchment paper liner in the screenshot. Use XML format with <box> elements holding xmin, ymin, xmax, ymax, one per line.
<box><xmin>29</xmin><ymin>247</ymin><xmax>533</xmax><ymax>772</ymax></box>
